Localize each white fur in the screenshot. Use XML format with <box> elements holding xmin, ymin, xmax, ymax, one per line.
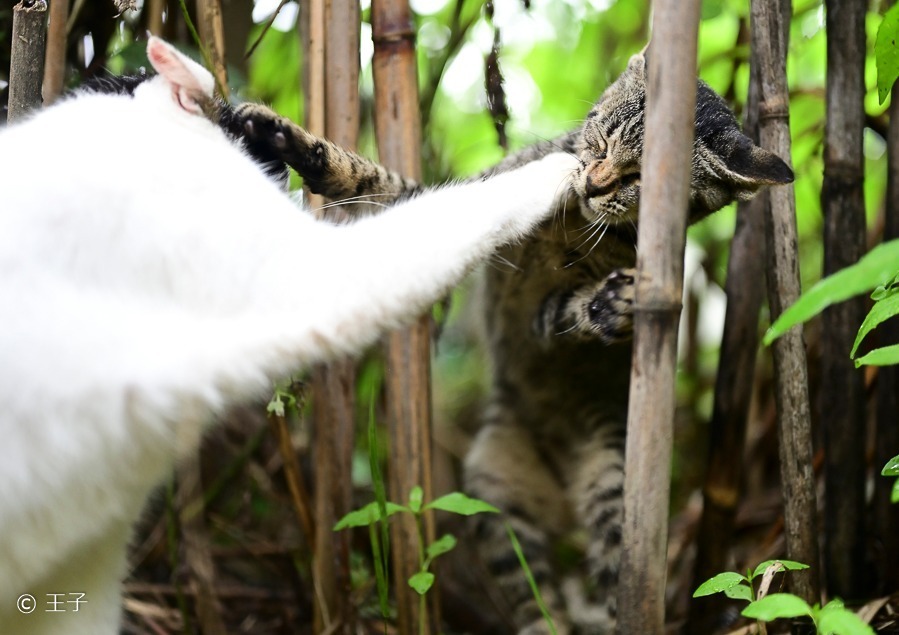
<box><xmin>0</xmin><ymin>38</ymin><xmax>575</xmax><ymax>634</ymax></box>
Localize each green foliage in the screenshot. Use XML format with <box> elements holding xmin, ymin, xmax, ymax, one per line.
<box><xmin>764</xmin><ymin>240</ymin><xmax>899</xmax><ymax>368</ymax></box>
<box><xmin>876</xmin><ymin>2</ymin><xmax>899</xmax><ymax>103</ymax></box>
<box><xmin>694</xmin><ymin>561</ymin><xmax>874</xmax><ymax>635</ymax></box>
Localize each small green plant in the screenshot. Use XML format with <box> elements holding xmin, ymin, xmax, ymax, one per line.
<box><xmin>694</xmin><ymin>560</ymin><xmax>874</xmax><ymax>635</ymax></box>
<box><xmin>334</xmin><ymin>486</ymin><xmax>499</xmax><ymax>633</ymax></box>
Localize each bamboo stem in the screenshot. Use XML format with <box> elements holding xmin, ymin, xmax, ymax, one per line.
<box><xmin>750</xmin><ymin>0</ymin><xmax>820</xmax><ymax>604</ymax></box>
<box><xmin>686</xmin><ymin>49</ymin><xmax>766</xmax><ymax>634</ymax></box>
<box><xmin>9</xmin><ymin>0</ymin><xmax>48</xmax><ymax>123</ymax></box>
<box><xmin>820</xmin><ymin>0</ymin><xmax>867</xmax><ymax>599</ymax></box>
<box><xmin>41</xmin><ymin>0</ymin><xmax>68</xmax><ymax>106</ymax></box>
<box><xmin>617</xmin><ymin>1</ymin><xmax>701</xmax><ymax>633</ymax></box>
<box><xmin>370</xmin><ymin>1</ymin><xmax>436</xmax><ymax>632</ymax></box>
<box><xmin>303</xmin><ymin>1</ymin><xmax>360</xmax><ymax>633</ymax></box>
<box><xmin>196</xmin><ymin>0</ymin><xmax>228</xmax><ymax>98</ymax></box>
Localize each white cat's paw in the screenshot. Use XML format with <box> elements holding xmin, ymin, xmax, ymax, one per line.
<box><xmin>532</xmin><ymin>151</ymin><xmax>579</xmax><ymax>205</ymax></box>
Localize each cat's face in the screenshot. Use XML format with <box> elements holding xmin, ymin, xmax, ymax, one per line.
<box><xmin>571</xmin><ymin>53</ymin><xmax>793</xmax><ymax>227</ymax></box>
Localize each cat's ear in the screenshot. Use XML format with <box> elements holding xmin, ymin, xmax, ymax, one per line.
<box><xmin>715</xmin><ymin>130</ymin><xmax>794</xmax><ymax>192</ymax></box>
<box><xmin>146</xmin><ymin>36</ymin><xmax>214</xmax><ymax>115</ymax></box>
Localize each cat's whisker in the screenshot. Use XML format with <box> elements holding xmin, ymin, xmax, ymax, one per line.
<box><xmin>555</xmin><ymin>322</ymin><xmax>579</xmax><ymax>336</ymax></box>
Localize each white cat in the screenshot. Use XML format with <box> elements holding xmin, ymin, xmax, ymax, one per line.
<box><xmin>0</xmin><ymin>37</ymin><xmax>575</xmax><ymax>635</ymax></box>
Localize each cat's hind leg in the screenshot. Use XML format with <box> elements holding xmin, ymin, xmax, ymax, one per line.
<box><xmin>566</xmin><ymin>422</ymin><xmax>627</xmax><ymax>634</ymax></box>
<box><xmin>464</xmin><ymin>418</ymin><xmax>573</xmax><ymax>635</ymax></box>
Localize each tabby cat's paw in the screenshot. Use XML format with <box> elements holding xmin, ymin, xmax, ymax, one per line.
<box><xmin>233</xmin><ymin>102</ymin><xmax>290</xmax><ymax>150</ymax></box>
<box><xmin>587</xmin><ymin>268</ymin><xmax>635</xmax><ymax>344</ymax></box>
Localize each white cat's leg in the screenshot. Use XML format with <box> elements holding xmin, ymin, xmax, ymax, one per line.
<box><xmin>0</xmin><ymin>521</ymin><xmax>130</xmax><ymax>635</ymax></box>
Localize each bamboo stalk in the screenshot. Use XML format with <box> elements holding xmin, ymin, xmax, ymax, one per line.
<box><xmin>9</xmin><ymin>0</ymin><xmax>48</xmax><ymax>123</ymax></box>
<box><xmin>370</xmin><ymin>2</ymin><xmax>436</xmax><ymax>632</ymax></box>
<box><xmin>686</xmin><ymin>51</ymin><xmax>766</xmax><ymax>634</ymax></box>
<box><xmin>820</xmin><ymin>0</ymin><xmax>867</xmax><ymax>600</ymax></box>
<box><xmin>41</xmin><ymin>0</ymin><xmax>68</xmax><ymax>105</ymax></box>
<box><xmin>147</xmin><ymin>0</ymin><xmax>165</xmax><ymax>36</ymax></box>
<box><xmin>617</xmin><ymin>1</ymin><xmax>701</xmax><ymax>633</ymax></box>
<box><xmin>196</xmin><ymin>0</ymin><xmax>228</xmax><ymax>98</ymax></box>
<box><xmin>301</xmin><ymin>1</ymin><xmax>359</xmax><ymax>633</ymax></box>
<box><xmin>750</xmin><ymin>0</ymin><xmax>821</xmax><ymax>604</ymax></box>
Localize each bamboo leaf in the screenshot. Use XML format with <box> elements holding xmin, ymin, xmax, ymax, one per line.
<box><xmin>893</xmin><ymin>478</ymin><xmax>899</xmax><ymax>504</ymax></box>
<box><xmin>425</xmin><ymin>492</ymin><xmax>500</xmax><ymax>515</ymax></box>
<box><xmin>742</xmin><ymin>593</ymin><xmax>812</xmax><ymax>621</ymax></box>
<box><xmin>854</xmin><ymin>344</ymin><xmax>899</xmax><ymax>367</ymax></box>
<box><xmin>850</xmin><ymin>291</ymin><xmax>899</xmax><ymax>357</ymax></box>
<box><xmin>408</xmin><ymin>571</ymin><xmax>435</xmax><ymax>595</ymax></box>
<box><xmin>883</xmin><ymin>455</ymin><xmax>899</xmax><ymax>476</ymax></box>
<box><xmin>693</xmin><ymin>572</ymin><xmax>748</xmax><ymax>597</ymax></box>
<box><xmin>764</xmin><ymin>240</ymin><xmax>899</xmax><ymax>345</ymax></box>
<box><xmin>876</xmin><ymin>3</ymin><xmax>899</xmax><ymax>104</ymax></box>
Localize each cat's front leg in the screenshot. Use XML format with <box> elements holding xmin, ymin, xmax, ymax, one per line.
<box><xmin>232</xmin><ymin>103</ymin><xmax>418</xmax><ymax>203</ymax></box>
<box><xmin>534</xmin><ymin>268</ymin><xmax>636</xmax><ymax>344</ymax></box>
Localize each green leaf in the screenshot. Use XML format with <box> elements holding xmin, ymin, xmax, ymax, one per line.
<box><xmin>764</xmin><ymin>240</ymin><xmax>899</xmax><ymax>345</ymax></box>
<box><xmin>876</xmin><ymin>3</ymin><xmax>899</xmax><ymax>104</ymax></box>
<box><xmin>742</xmin><ymin>593</ymin><xmax>812</xmax><ymax>621</ymax></box>
<box><xmin>724</xmin><ymin>584</ymin><xmax>754</xmax><ymax>602</ymax></box>
<box><xmin>426</xmin><ymin>534</ymin><xmax>457</xmax><ymax>561</ymax></box>
<box><xmin>409</xmin><ymin>486</ymin><xmax>423</xmax><ymax>513</ymax></box>
<box><xmin>883</xmin><ymin>455</ymin><xmax>899</xmax><ymax>476</ymax></box>
<box><xmin>751</xmin><ymin>559</ymin><xmax>809</xmax><ymax>580</ymax></box>
<box><xmin>817</xmin><ymin>600</ymin><xmax>875</xmax><ymax>635</ymax></box>
<box><xmin>333</xmin><ymin>501</ymin><xmax>407</xmax><ymax>530</ymax></box>
<box><xmin>408</xmin><ymin>571</ymin><xmax>435</xmax><ymax>595</ymax></box>
<box><xmin>850</xmin><ymin>291</ymin><xmax>899</xmax><ymax>357</ymax></box>
<box><xmin>854</xmin><ymin>344</ymin><xmax>899</xmax><ymax>367</ymax></box>
<box><xmin>693</xmin><ymin>572</ymin><xmax>748</xmax><ymax>598</ymax></box>
<box><xmin>425</xmin><ymin>492</ymin><xmax>500</xmax><ymax>515</ymax></box>
<box><xmin>892</xmin><ymin>478</ymin><xmax>899</xmax><ymax>504</ymax></box>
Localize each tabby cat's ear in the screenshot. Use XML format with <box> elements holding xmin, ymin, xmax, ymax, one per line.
<box><xmin>146</xmin><ymin>36</ymin><xmax>214</xmax><ymax>115</ymax></box>
<box><xmin>715</xmin><ymin>131</ymin><xmax>794</xmax><ymax>193</ymax></box>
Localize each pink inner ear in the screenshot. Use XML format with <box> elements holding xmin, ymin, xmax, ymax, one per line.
<box><xmin>146</xmin><ymin>37</ymin><xmax>208</xmax><ymax>114</ymax></box>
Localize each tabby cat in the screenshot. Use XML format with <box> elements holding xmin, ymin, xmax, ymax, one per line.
<box><xmin>237</xmin><ymin>51</ymin><xmax>792</xmax><ymax>634</ymax></box>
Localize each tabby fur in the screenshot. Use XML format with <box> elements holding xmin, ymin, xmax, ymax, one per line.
<box><xmin>235</xmin><ymin>51</ymin><xmax>792</xmax><ymax>634</ymax></box>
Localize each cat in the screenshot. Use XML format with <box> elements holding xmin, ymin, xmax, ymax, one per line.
<box><xmin>0</xmin><ymin>36</ymin><xmax>577</xmax><ymax>635</ymax></box>
<box><xmin>233</xmin><ymin>50</ymin><xmax>792</xmax><ymax>634</ymax></box>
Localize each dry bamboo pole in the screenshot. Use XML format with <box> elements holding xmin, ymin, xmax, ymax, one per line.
<box><xmin>173</xmin><ymin>11</ymin><xmax>231</xmax><ymax>631</ymax></box>
<box><xmin>8</xmin><ymin>0</ymin><xmax>48</xmax><ymax>123</ymax></box>
<box><xmin>820</xmin><ymin>0</ymin><xmax>867</xmax><ymax>600</ymax></box>
<box><xmin>147</xmin><ymin>0</ymin><xmax>165</xmax><ymax>36</ymax></box>
<box><xmin>300</xmin><ymin>1</ymin><xmax>360</xmax><ymax>632</ymax></box>
<box><xmin>196</xmin><ymin>0</ymin><xmax>228</xmax><ymax>98</ymax></box>
<box><xmin>686</xmin><ymin>56</ymin><xmax>767</xmax><ymax>634</ymax></box>
<box><xmin>872</xmin><ymin>30</ymin><xmax>899</xmax><ymax>594</ymax></box>
<box><xmin>617</xmin><ymin>0</ymin><xmax>700</xmax><ymax>632</ymax></box>
<box><xmin>41</xmin><ymin>0</ymin><xmax>68</xmax><ymax>105</ymax></box>
<box><xmin>750</xmin><ymin>0</ymin><xmax>821</xmax><ymax>603</ymax></box>
<box><xmin>370</xmin><ymin>2</ymin><xmax>437</xmax><ymax>633</ymax></box>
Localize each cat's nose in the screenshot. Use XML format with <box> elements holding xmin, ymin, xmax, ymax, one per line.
<box><xmin>584</xmin><ymin>165</ymin><xmax>618</xmax><ymax>198</ymax></box>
